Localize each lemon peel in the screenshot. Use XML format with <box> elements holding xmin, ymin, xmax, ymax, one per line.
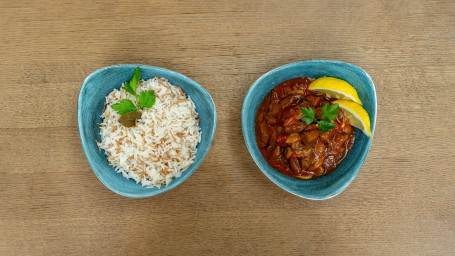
<box><xmin>332</xmin><ymin>100</ymin><xmax>372</xmax><ymax>137</ymax></box>
<box><xmin>309</xmin><ymin>77</ymin><xmax>362</xmax><ymax>105</ymax></box>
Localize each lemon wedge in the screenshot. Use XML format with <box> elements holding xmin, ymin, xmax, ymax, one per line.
<box><xmin>309</xmin><ymin>77</ymin><xmax>362</xmax><ymax>105</ymax></box>
<box><xmin>333</xmin><ymin>100</ymin><xmax>372</xmax><ymax>137</ymax></box>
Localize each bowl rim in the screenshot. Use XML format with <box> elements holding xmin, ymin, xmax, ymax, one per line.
<box><xmin>241</xmin><ymin>60</ymin><xmax>377</xmax><ymax>200</ymax></box>
<box><xmin>78</xmin><ymin>64</ymin><xmax>216</xmax><ymax>198</ymax></box>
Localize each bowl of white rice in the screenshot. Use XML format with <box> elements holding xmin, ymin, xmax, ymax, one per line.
<box><xmin>78</xmin><ymin>65</ymin><xmax>216</xmax><ymax>197</ymax></box>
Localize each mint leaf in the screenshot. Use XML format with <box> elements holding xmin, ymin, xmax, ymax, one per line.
<box><xmin>111</xmin><ymin>99</ymin><xmax>138</xmax><ymax>115</ymax></box>
<box><xmin>321</xmin><ymin>103</ymin><xmax>339</xmax><ymax>120</ymax></box>
<box><xmin>138</xmin><ymin>90</ymin><xmax>156</xmax><ymax>109</ymax></box>
<box><xmin>300</xmin><ymin>107</ymin><xmax>315</xmax><ymax>125</ymax></box>
<box><xmin>317</xmin><ymin>119</ymin><xmax>336</xmax><ymax>132</ymax></box>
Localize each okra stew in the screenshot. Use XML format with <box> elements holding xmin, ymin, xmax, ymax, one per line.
<box><xmin>255</xmin><ymin>78</ymin><xmax>355</xmax><ymax>180</ymax></box>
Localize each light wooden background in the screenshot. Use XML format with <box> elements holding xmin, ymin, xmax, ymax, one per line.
<box><xmin>1</xmin><ymin>0</ymin><xmax>454</xmax><ymax>255</ymax></box>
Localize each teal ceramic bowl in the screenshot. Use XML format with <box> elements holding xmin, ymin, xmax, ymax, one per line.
<box><xmin>78</xmin><ymin>65</ymin><xmax>216</xmax><ymax>197</ymax></box>
<box><xmin>242</xmin><ymin>60</ymin><xmax>376</xmax><ymax>200</ymax></box>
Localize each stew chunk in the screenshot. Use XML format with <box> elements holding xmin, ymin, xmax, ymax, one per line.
<box><xmin>255</xmin><ymin>78</ymin><xmax>355</xmax><ymax>179</ymax></box>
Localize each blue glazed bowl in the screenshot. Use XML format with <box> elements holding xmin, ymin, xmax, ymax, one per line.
<box><xmin>78</xmin><ymin>65</ymin><xmax>216</xmax><ymax>197</ymax></box>
<box><xmin>242</xmin><ymin>60</ymin><xmax>376</xmax><ymax>200</ymax></box>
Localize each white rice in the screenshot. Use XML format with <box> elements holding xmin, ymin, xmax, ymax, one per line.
<box><xmin>97</xmin><ymin>77</ymin><xmax>201</xmax><ymax>188</ymax></box>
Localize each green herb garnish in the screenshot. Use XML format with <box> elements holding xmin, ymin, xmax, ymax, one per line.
<box><xmin>111</xmin><ymin>99</ymin><xmax>138</xmax><ymax>115</ymax></box>
<box><xmin>137</xmin><ymin>90</ymin><xmax>156</xmax><ymax>109</ymax></box>
<box><xmin>300</xmin><ymin>103</ymin><xmax>339</xmax><ymax>132</ymax></box>
<box><xmin>121</xmin><ymin>67</ymin><xmax>141</xmax><ymax>96</ymax></box>
<box><xmin>317</xmin><ymin>119</ymin><xmax>336</xmax><ymax>132</ymax></box>
<box><xmin>110</xmin><ymin>67</ymin><xmax>156</xmax><ymax>127</ymax></box>
<box><xmin>300</xmin><ymin>107</ymin><xmax>315</xmax><ymax>125</ymax></box>
<box><xmin>321</xmin><ymin>103</ymin><xmax>339</xmax><ymax>120</ymax></box>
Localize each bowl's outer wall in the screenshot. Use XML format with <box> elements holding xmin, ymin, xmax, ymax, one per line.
<box><xmin>242</xmin><ymin>60</ymin><xmax>376</xmax><ymax>199</ymax></box>
<box><xmin>78</xmin><ymin>65</ymin><xmax>216</xmax><ymax>197</ymax></box>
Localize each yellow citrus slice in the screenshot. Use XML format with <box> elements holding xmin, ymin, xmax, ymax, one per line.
<box><xmin>309</xmin><ymin>77</ymin><xmax>362</xmax><ymax>105</ymax></box>
<box><xmin>332</xmin><ymin>100</ymin><xmax>372</xmax><ymax>137</ymax></box>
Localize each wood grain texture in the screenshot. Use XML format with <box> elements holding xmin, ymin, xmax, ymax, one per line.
<box><xmin>1</xmin><ymin>0</ymin><xmax>454</xmax><ymax>255</ymax></box>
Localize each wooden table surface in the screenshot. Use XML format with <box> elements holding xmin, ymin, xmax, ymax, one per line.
<box><xmin>1</xmin><ymin>1</ymin><xmax>454</xmax><ymax>255</ymax></box>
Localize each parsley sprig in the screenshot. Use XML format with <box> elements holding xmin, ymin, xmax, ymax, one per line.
<box><xmin>111</xmin><ymin>67</ymin><xmax>156</xmax><ymax>127</ymax></box>
<box><xmin>300</xmin><ymin>103</ymin><xmax>339</xmax><ymax>132</ymax></box>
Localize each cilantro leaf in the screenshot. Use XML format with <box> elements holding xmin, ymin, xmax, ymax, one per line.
<box><xmin>121</xmin><ymin>67</ymin><xmax>141</xmax><ymax>96</ymax></box>
<box><xmin>300</xmin><ymin>107</ymin><xmax>315</xmax><ymax>125</ymax></box>
<box><xmin>317</xmin><ymin>119</ymin><xmax>336</xmax><ymax>132</ymax></box>
<box><xmin>111</xmin><ymin>67</ymin><xmax>157</xmax><ymax>127</ymax></box>
<box><xmin>299</xmin><ymin>104</ymin><xmax>338</xmax><ymax>132</ymax></box>
<box><xmin>111</xmin><ymin>99</ymin><xmax>138</xmax><ymax>115</ymax></box>
<box><xmin>129</xmin><ymin>67</ymin><xmax>141</xmax><ymax>95</ymax></box>
<box><xmin>321</xmin><ymin>103</ymin><xmax>339</xmax><ymax>120</ymax></box>
<box><xmin>137</xmin><ymin>90</ymin><xmax>156</xmax><ymax>109</ymax></box>
<box><xmin>121</xmin><ymin>81</ymin><xmax>136</xmax><ymax>96</ymax></box>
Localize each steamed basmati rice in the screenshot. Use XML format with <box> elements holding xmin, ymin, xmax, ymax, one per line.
<box><xmin>97</xmin><ymin>77</ymin><xmax>201</xmax><ymax>188</ymax></box>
